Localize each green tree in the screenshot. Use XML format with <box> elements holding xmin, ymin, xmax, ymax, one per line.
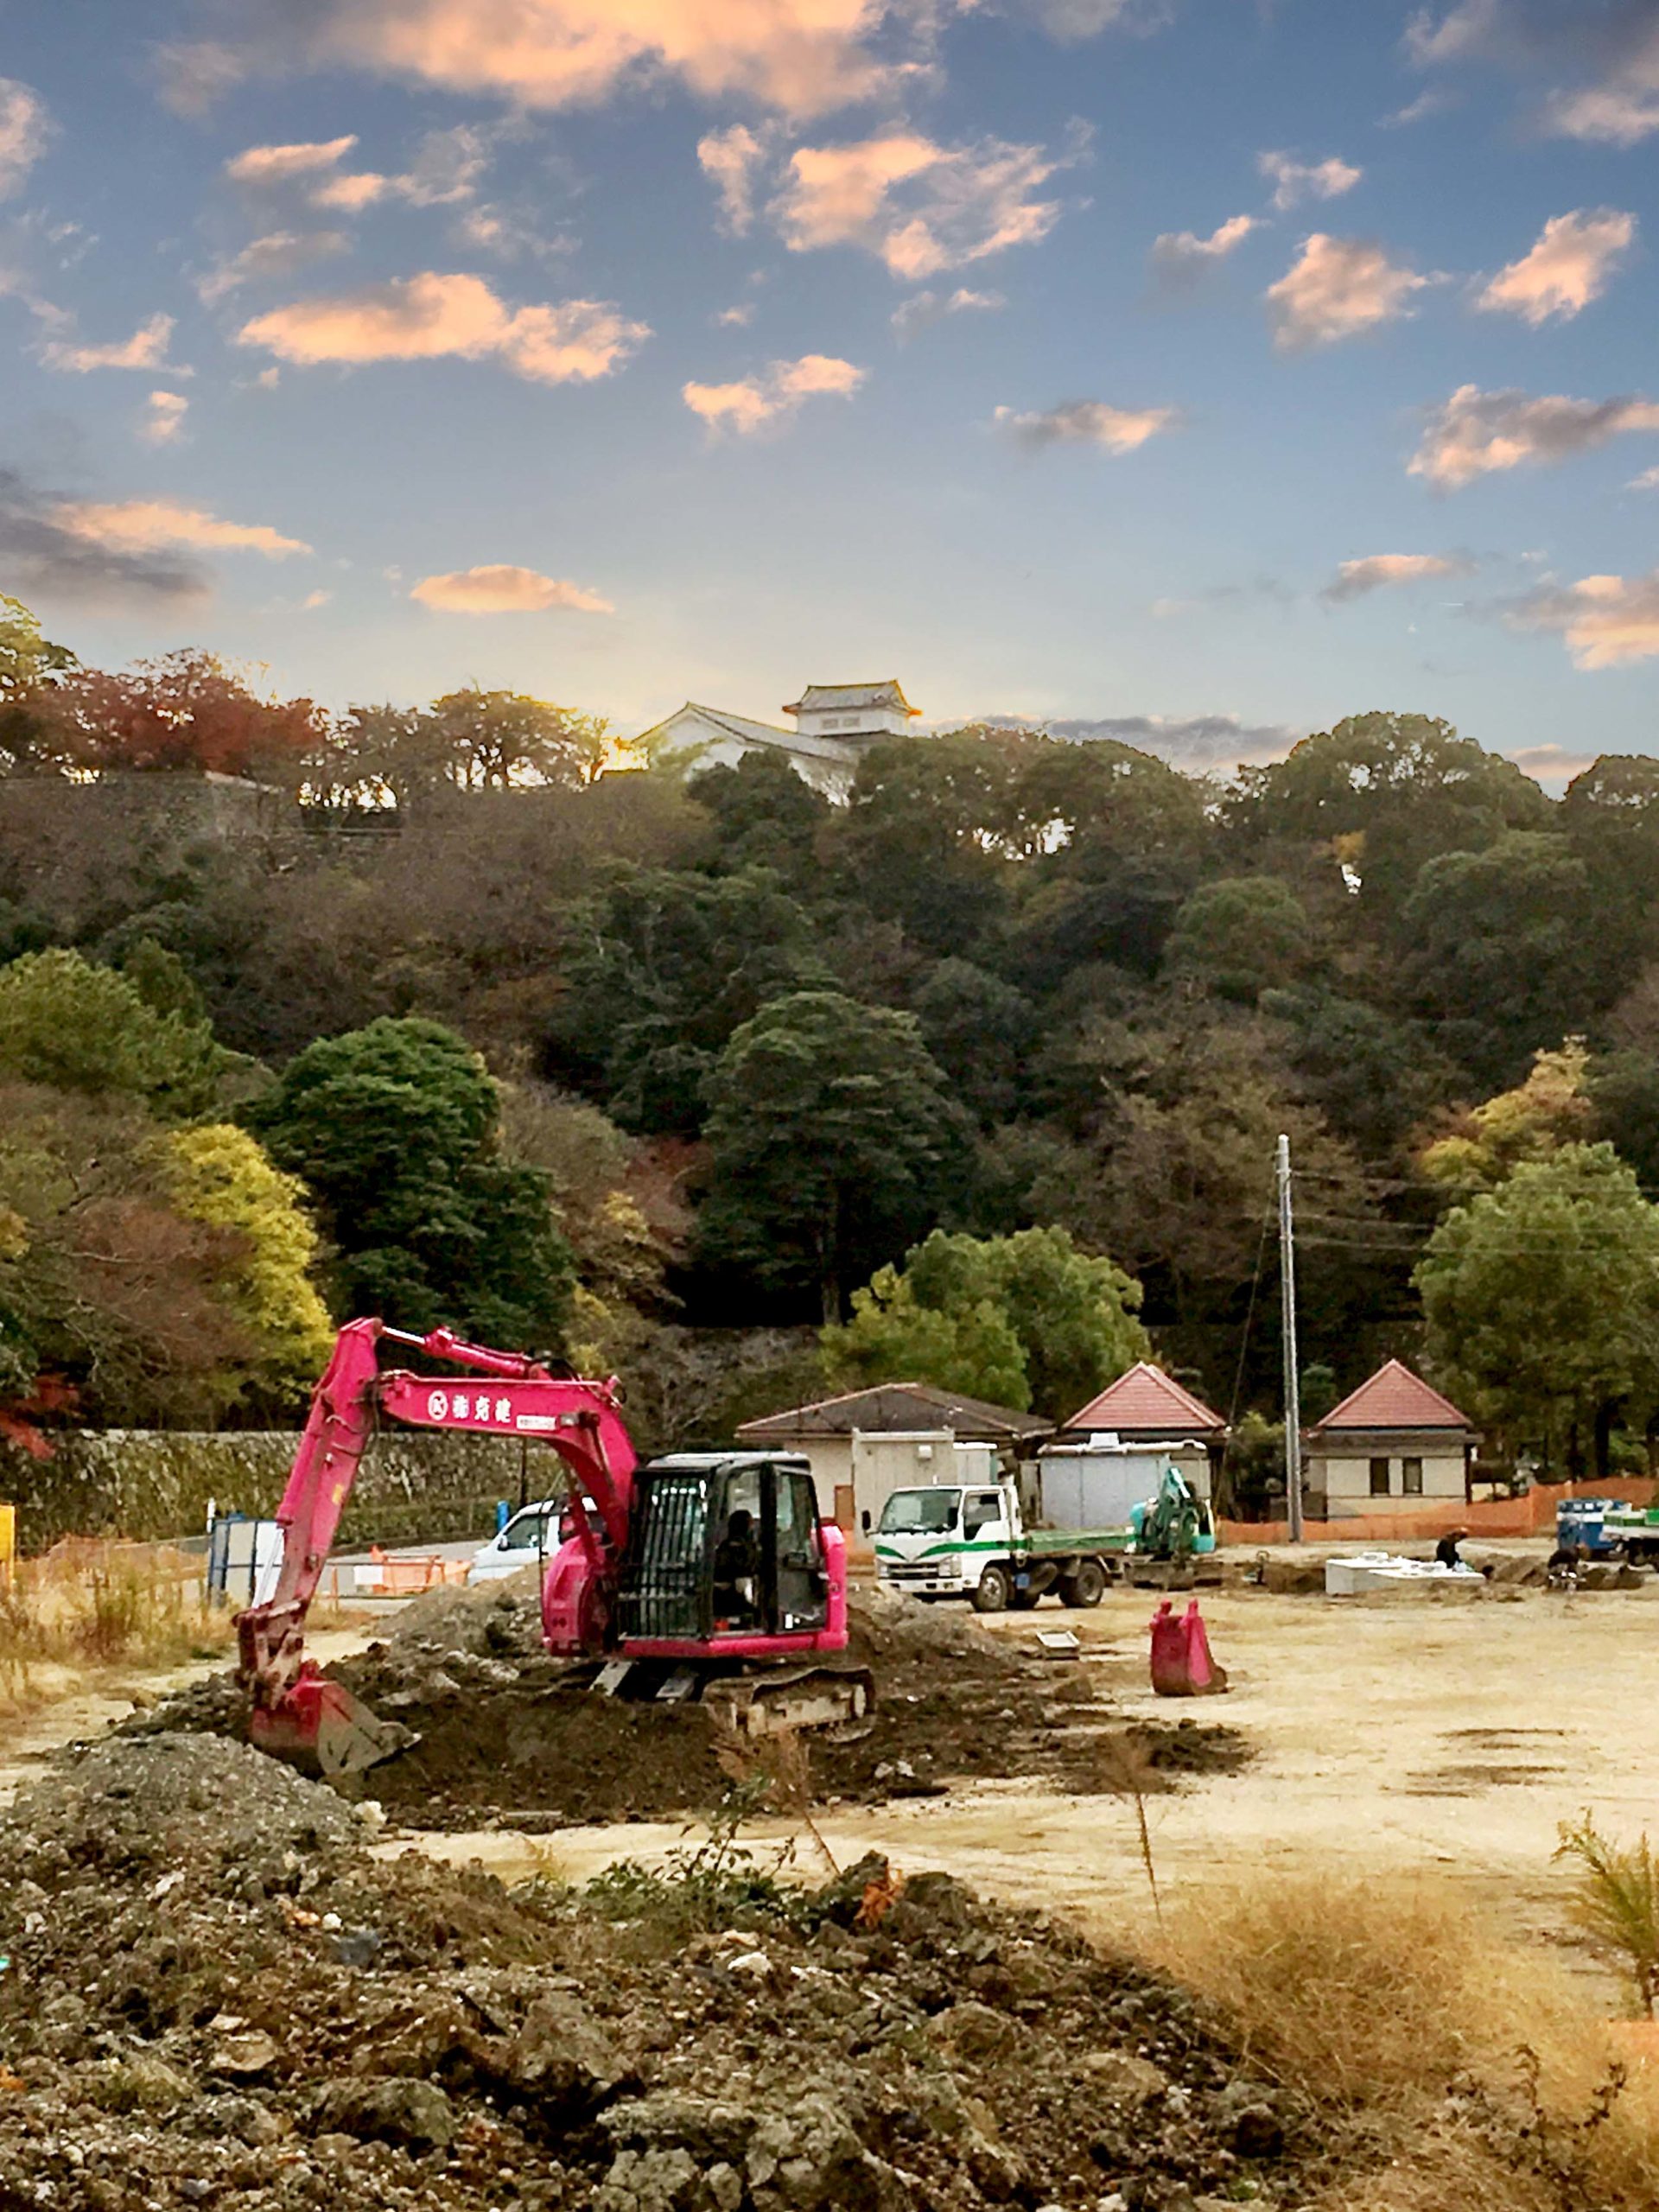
<box><xmin>430</xmin><ymin>687</ymin><xmax>612</xmax><ymax>790</ymax></box>
<box><xmin>0</xmin><ymin>948</ymin><xmax>229</xmax><ymax>1118</ymax></box>
<box><xmin>1420</xmin><ymin>1040</ymin><xmax>1596</xmax><ymax>1197</ymax></box>
<box><xmin>1399</xmin><ymin>833</ymin><xmax>1611</xmax><ymax>1082</ymax></box>
<box><xmin>248</xmin><ymin>1016</ymin><xmax>574</xmax><ymax>1347</ymax></box>
<box><xmin>0</xmin><ymin>595</ymin><xmax>75</xmax><ymax>779</ymax></box>
<box><xmin>1414</xmin><ymin>1144</ymin><xmax>1659</xmax><ymax>1478</ymax></box>
<box><xmin>824</xmin><ymin>1224</ymin><xmax>1150</xmax><ymax>1421</ymax></box>
<box><xmin>689</xmin><ymin>750</ymin><xmax>830</xmax><ymax>874</ymax></box>
<box><xmin>699</xmin><ymin>990</ymin><xmax>965</xmax><ymax>1321</ymax></box>
<box><xmin>164</xmin><ymin>1122</ymin><xmax>336</xmax><ymax>1408</ymax></box>
<box><xmin>1166</xmin><ymin>876</ymin><xmax>1313</xmax><ymax>1001</ymax></box>
<box><xmin>912</xmin><ymin>958</ymin><xmax>1037</xmax><ymax>1125</ymax></box>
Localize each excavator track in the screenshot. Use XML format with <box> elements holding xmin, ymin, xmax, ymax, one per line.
<box><xmin>700</xmin><ymin>1664</ymin><xmax>876</xmax><ymax>1738</ymax></box>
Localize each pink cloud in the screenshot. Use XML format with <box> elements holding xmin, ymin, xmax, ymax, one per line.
<box><xmin>683</xmin><ymin>353</ymin><xmax>864</xmax><ymax>435</ymax></box>
<box><xmin>411</xmin><ymin>563</ymin><xmax>613</xmax><ymax>613</ymax></box>
<box><xmin>54</xmin><ymin>498</ymin><xmax>311</xmax><ymax>557</ymax></box>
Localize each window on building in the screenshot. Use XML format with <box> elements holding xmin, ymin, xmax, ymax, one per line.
<box><xmin>1402</xmin><ymin>1456</ymin><xmax>1424</xmax><ymax>1496</ymax></box>
<box><xmin>1370</xmin><ymin>1457</ymin><xmax>1391</xmax><ymax>1497</ymax></box>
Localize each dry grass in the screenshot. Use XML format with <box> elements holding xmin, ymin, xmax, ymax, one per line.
<box><xmin>1146</xmin><ymin>1870</ymin><xmax>1659</xmax><ymax>2211</ymax></box>
<box><xmin>0</xmin><ymin>1541</ymin><xmax>237</xmax><ymax>1714</ymax></box>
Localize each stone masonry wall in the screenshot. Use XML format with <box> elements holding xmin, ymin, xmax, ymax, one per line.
<box><xmin>3</xmin><ymin>1430</ymin><xmax>536</xmax><ymax>1552</ymax></box>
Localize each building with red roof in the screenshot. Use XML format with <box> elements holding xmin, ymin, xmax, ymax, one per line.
<box><xmin>1305</xmin><ymin>1358</ymin><xmax>1478</xmax><ymax>1521</ymax></box>
<box><xmin>1044</xmin><ymin>1362</ymin><xmax>1230</xmax><ymax>1516</ymax></box>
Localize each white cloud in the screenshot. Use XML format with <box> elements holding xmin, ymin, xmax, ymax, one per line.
<box><xmin>1256</xmin><ymin>149</ymin><xmax>1361</xmax><ymax>212</ymax></box>
<box><xmin>1509</xmin><ymin>570</ymin><xmax>1659</xmax><ymax>669</ymax></box>
<box><xmin>1266</xmin><ymin>233</ymin><xmax>1429</xmax><ymax>349</ymax></box>
<box><xmin>196</xmin><ymin>229</ymin><xmax>351</xmax><ymax>302</ymax></box>
<box><xmin>716</xmin><ymin>302</ymin><xmax>756</xmax><ymax>327</ymax></box>
<box><xmin>1406</xmin><ymin>2</ymin><xmax>1659</xmax><ymax>145</ymax></box>
<box><xmin>1410</xmin><ymin>382</ymin><xmax>1659</xmax><ymax>488</ymax></box>
<box><xmin>0</xmin><ymin>79</ymin><xmax>52</xmax><ymax>199</ymax></box>
<box><xmin>54</xmin><ymin>498</ymin><xmax>310</xmax><ymax>558</ymax></box>
<box><xmin>411</xmin><ymin>563</ymin><xmax>613</xmax><ymax>613</ymax></box>
<box><xmin>226</xmin><ymin>136</ymin><xmax>361</xmax><ymax>187</ymax></box>
<box><xmin>139</xmin><ymin>391</ymin><xmax>189</xmax><ymax>447</ymax></box>
<box><xmin>301</xmin><ymin>588</ymin><xmax>332</xmax><ymax>609</ymax></box>
<box><xmin>42</xmin><ymin>311</ymin><xmax>181</xmax><ymax>373</ymax></box>
<box><xmin>1630</xmin><ymin>465</ymin><xmax>1659</xmax><ymax>491</ymax></box>
<box><xmin>1148</xmin><ymin>213</ymin><xmax>1256</xmax><ymax>290</ymax></box>
<box><xmin>698</xmin><ymin>124</ymin><xmax>777</xmax><ymax>236</ymax></box>
<box><xmin>228</xmin><ymin>124</ymin><xmax>492</xmax><ymax>216</ymax></box>
<box><xmin>162</xmin><ymin>0</ymin><xmax>907</xmax><ymax>121</ymax></box>
<box><xmin>683</xmin><ymin>353</ymin><xmax>864</xmax><ymax>435</ymax></box>
<box><xmin>1321</xmin><ymin>551</ymin><xmax>1473</xmax><ymax>602</ymax></box>
<box><xmin>236</xmin><ymin>270</ymin><xmax>648</xmax><ymax>384</ymax></box>
<box><xmin>1476</xmin><ymin>208</ymin><xmax>1636</xmax><ymax>325</ymax></box>
<box><xmin>770</xmin><ymin>126</ymin><xmax>1082</xmax><ymax>280</ymax></box>
<box><xmin>891</xmin><ymin>285</ymin><xmax>1003</xmax><ymax>339</ymax></box>
<box><xmin>993</xmin><ymin>399</ymin><xmax>1175</xmax><ymax>453</ymax></box>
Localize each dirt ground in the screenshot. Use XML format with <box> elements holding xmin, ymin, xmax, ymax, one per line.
<box><xmin>401</xmin><ymin>1576</ymin><xmax>1659</xmax><ymax>1967</ymax></box>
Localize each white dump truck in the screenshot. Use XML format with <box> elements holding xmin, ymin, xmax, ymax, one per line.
<box><xmin>873</xmin><ymin>1477</ymin><xmax>1133</xmax><ymax>1611</ymax></box>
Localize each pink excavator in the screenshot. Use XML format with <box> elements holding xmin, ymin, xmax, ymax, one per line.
<box><xmin>236</xmin><ymin>1318</ymin><xmax>871</xmax><ymax>1777</ymax></box>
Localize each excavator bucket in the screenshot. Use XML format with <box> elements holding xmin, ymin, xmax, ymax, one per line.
<box><xmin>251</xmin><ymin>1674</ymin><xmax>418</xmax><ymax>1780</ymax></box>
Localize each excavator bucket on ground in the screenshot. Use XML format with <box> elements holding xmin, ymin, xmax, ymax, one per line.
<box><xmin>248</xmin><ymin>1665</ymin><xmax>418</xmax><ymax>1780</ymax></box>
<box><xmin>700</xmin><ymin>1664</ymin><xmax>875</xmax><ymax>1738</ymax></box>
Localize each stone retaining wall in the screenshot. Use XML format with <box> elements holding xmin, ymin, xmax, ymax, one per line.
<box><xmin>3</xmin><ymin>1430</ymin><xmax>536</xmax><ymax>1552</ymax></box>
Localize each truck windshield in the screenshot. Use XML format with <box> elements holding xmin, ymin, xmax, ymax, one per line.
<box><xmin>879</xmin><ymin>1489</ymin><xmax>961</xmax><ymax>1535</ymax></box>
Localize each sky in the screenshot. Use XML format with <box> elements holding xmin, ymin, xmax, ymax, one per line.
<box><xmin>1</xmin><ymin>0</ymin><xmax>1657</xmax><ymax>777</ymax></box>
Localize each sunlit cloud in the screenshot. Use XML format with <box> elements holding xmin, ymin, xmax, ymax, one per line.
<box><xmin>162</xmin><ymin>0</ymin><xmax>907</xmax><ymax>120</ymax></box>
<box><xmin>1148</xmin><ymin>213</ymin><xmax>1257</xmax><ymax>294</ymax></box>
<box><xmin>1256</xmin><ymin>149</ymin><xmax>1361</xmax><ymax>212</ymax></box>
<box><xmin>993</xmin><ymin>398</ymin><xmax>1175</xmax><ymax>453</ymax></box>
<box><xmin>196</xmin><ymin>229</ymin><xmax>351</xmax><ymax>303</ymax></box>
<box><xmin>42</xmin><ymin>311</ymin><xmax>181</xmax><ymax>373</ymax></box>
<box><xmin>683</xmin><ymin>353</ymin><xmax>864</xmax><ymax>435</ymax></box>
<box><xmin>1476</xmin><ymin>208</ymin><xmax>1636</xmax><ymax>325</ymax></box>
<box><xmin>1410</xmin><ymin>382</ymin><xmax>1659</xmax><ymax>488</ymax></box>
<box><xmin>0</xmin><ymin>79</ymin><xmax>52</xmax><ymax>199</ymax></box>
<box><xmin>1266</xmin><ymin>234</ymin><xmax>1429</xmax><ymax>349</ymax></box>
<box><xmin>139</xmin><ymin>391</ymin><xmax>190</xmax><ymax>447</ymax></box>
<box><xmin>0</xmin><ymin>464</ymin><xmax>208</xmax><ymax>607</ymax></box>
<box><xmin>1406</xmin><ymin>0</ymin><xmax>1659</xmax><ymax>145</ymax></box>
<box><xmin>716</xmin><ymin>302</ymin><xmax>756</xmax><ymax>327</ymax></box>
<box><xmin>226</xmin><ymin>136</ymin><xmax>360</xmax><ymax>187</ymax></box>
<box><xmin>227</xmin><ymin>124</ymin><xmax>492</xmax><ymax>216</ymax></box>
<box><xmin>1508</xmin><ymin>569</ymin><xmax>1659</xmax><ymax>668</ymax></box>
<box><xmin>891</xmin><ymin>285</ymin><xmax>1003</xmax><ymax>340</ymax></box>
<box><xmin>411</xmin><ymin>563</ymin><xmax>613</xmax><ymax>613</ymax></box>
<box><xmin>54</xmin><ymin>497</ymin><xmax>310</xmax><ymax>557</ymax></box>
<box><xmin>1321</xmin><ymin>551</ymin><xmax>1473</xmax><ymax>602</ymax></box>
<box><xmin>236</xmin><ymin>270</ymin><xmax>648</xmax><ymax>383</ymax></box>
<box><xmin>770</xmin><ymin>125</ymin><xmax>1084</xmax><ymax>279</ymax></box>
<box><xmin>698</xmin><ymin>123</ymin><xmax>778</xmax><ymax>237</ymax></box>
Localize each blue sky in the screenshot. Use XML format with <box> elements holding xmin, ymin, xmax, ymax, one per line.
<box><xmin>1</xmin><ymin>0</ymin><xmax>1656</xmax><ymax>775</ymax></box>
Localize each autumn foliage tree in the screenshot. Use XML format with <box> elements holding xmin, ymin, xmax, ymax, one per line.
<box><xmin>38</xmin><ymin>650</ymin><xmax>326</xmax><ymax>779</ymax></box>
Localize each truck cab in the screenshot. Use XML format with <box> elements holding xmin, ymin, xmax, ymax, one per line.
<box><xmin>874</xmin><ymin>1482</ymin><xmax>1014</xmax><ymax>1605</ymax></box>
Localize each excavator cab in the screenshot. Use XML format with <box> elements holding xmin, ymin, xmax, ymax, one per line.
<box><xmin>615</xmin><ymin>1452</ymin><xmax>831</xmax><ymax>1646</ymax></box>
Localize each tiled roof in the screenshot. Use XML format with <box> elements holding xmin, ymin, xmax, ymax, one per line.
<box><xmin>638</xmin><ymin>702</ymin><xmax>854</xmax><ymax>765</ymax></box>
<box><xmin>737</xmin><ymin>1382</ymin><xmax>1050</xmax><ymax>1442</ymax></box>
<box><xmin>1310</xmin><ymin>1359</ymin><xmax>1471</xmax><ymax>1433</ymax></box>
<box><xmin>1062</xmin><ymin>1362</ymin><xmax>1227</xmax><ymax>1435</ymax></box>
<box><xmin>783</xmin><ymin>680</ymin><xmax>918</xmax><ymax>717</ymax></box>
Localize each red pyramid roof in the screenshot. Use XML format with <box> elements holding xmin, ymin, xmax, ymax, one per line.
<box><xmin>1064</xmin><ymin>1362</ymin><xmax>1226</xmax><ymax>1436</ymax></box>
<box><xmin>1311</xmin><ymin>1358</ymin><xmax>1470</xmax><ymax>1433</ymax></box>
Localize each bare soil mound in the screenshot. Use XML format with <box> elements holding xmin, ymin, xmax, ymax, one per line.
<box><xmin>124</xmin><ymin>1585</ymin><xmax>1249</xmax><ymax>1829</ymax></box>
<box><xmin>0</xmin><ymin>1731</ymin><xmax>1324</xmax><ymax>2212</ymax></box>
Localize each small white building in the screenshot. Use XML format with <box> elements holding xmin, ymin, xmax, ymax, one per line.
<box><xmin>1047</xmin><ymin>1363</ymin><xmax>1228</xmax><ymax>1505</ymax></box>
<box><xmin>638</xmin><ymin>680</ymin><xmax>921</xmax><ymax>799</ymax></box>
<box><xmin>735</xmin><ymin>1382</ymin><xmax>1051</xmax><ymax>1553</ymax></box>
<box><xmin>1304</xmin><ymin>1360</ymin><xmax>1477</xmax><ymax>1522</ymax></box>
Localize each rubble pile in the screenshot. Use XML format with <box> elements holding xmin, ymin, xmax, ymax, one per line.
<box><xmin>125</xmin><ymin>1586</ymin><xmax>1249</xmax><ymax>1829</ymax></box>
<box><xmin>0</xmin><ymin>1733</ymin><xmax>1315</xmax><ymax>2212</ymax></box>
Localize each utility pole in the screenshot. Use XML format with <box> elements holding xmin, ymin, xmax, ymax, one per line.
<box><xmin>1277</xmin><ymin>1133</ymin><xmax>1304</xmax><ymax>1544</ymax></box>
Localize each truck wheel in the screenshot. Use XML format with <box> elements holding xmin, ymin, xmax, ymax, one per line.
<box><xmin>1059</xmin><ymin>1560</ymin><xmax>1107</xmax><ymax>1609</ymax></box>
<box><xmin>972</xmin><ymin>1565</ymin><xmax>1011</xmax><ymax>1615</ymax></box>
<box><xmin>1008</xmin><ymin>1587</ymin><xmax>1040</xmax><ymax>1611</ymax></box>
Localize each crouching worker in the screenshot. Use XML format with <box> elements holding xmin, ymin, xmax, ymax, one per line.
<box><xmin>1546</xmin><ymin>1540</ymin><xmax>1585</xmax><ymax>1592</ymax></box>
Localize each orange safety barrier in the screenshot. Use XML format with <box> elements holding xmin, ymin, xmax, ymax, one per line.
<box><xmin>1222</xmin><ymin>1475</ymin><xmax>1659</xmax><ymax>1548</ymax></box>
<box><xmin>363</xmin><ymin>1546</ymin><xmax>472</xmax><ymax>1594</ymax></box>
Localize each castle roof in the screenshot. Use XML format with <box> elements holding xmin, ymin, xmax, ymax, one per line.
<box><xmin>782</xmin><ymin>680</ymin><xmax>919</xmax><ymax>720</ymax></box>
